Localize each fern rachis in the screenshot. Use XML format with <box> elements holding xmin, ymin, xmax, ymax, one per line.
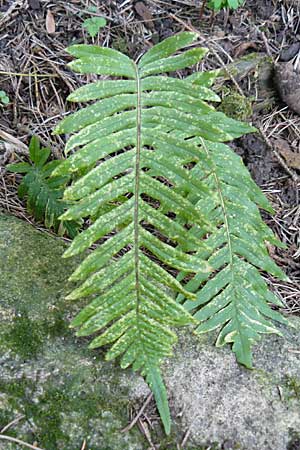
<box><xmin>53</xmin><ymin>32</ymin><xmax>288</xmax><ymax>433</ymax></box>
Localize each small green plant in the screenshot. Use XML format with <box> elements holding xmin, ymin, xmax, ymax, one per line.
<box><xmin>82</xmin><ymin>17</ymin><xmax>106</xmax><ymax>38</ymax></box>
<box><xmin>0</xmin><ymin>90</ymin><xmax>9</xmax><ymax>105</ymax></box>
<box><xmin>52</xmin><ymin>32</ymin><xmax>288</xmax><ymax>434</ymax></box>
<box><xmin>208</xmin><ymin>0</ymin><xmax>244</xmax><ymax>10</ymax></box>
<box><xmin>7</xmin><ymin>136</ymin><xmax>79</xmax><ymax>238</ymax></box>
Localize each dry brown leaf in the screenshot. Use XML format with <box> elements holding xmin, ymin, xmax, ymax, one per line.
<box><xmin>46</xmin><ymin>9</ymin><xmax>56</xmax><ymax>34</ymax></box>
<box><xmin>234</xmin><ymin>42</ymin><xmax>257</xmax><ymax>58</ymax></box>
<box><xmin>134</xmin><ymin>1</ymin><xmax>154</xmax><ymax>30</ymax></box>
<box><xmin>273</xmin><ymin>138</ymin><xmax>300</xmax><ymax>170</ymax></box>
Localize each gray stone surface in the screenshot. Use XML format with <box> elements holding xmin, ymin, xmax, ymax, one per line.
<box><xmin>0</xmin><ymin>213</ymin><xmax>300</xmax><ymax>450</ymax></box>
<box><xmin>164</xmin><ymin>325</ymin><xmax>300</xmax><ymax>450</ymax></box>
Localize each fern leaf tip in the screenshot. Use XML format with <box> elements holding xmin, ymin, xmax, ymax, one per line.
<box><xmin>62</xmin><ymin>250</ymin><xmax>72</xmax><ymax>259</ymax></box>
<box><xmin>68</xmin><ymin>272</ymin><xmax>79</xmax><ymax>282</ymax></box>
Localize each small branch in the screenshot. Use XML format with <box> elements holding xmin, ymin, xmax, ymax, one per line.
<box><xmin>0</xmin><ymin>71</ymin><xmax>58</xmax><ymax>78</ymax></box>
<box><xmin>121</xmin><ymin>393</ymin><xmax>153</xmax><ymax>433</ymax></box>
<box><xmin>199</xmin><ymin>0</ymin><xmax>207</xmax><ymax>20</ymax></box>
<box><xmin>180</xmin><ymin>424</ymin><xmax>193</xmax><ymax>448</ymax></box>
<box><xmin>0</xmin><ymin>415</ymin><xmax>25</xmax><ymax>434</ymax></box>
<box><xmin>0</xmin><ymin>434</ymin><xmax>45</xmax><ymax>450</ymax></box>
<box><xmin>80</xmin><ymin>439</ymin><xmax>87</xmax><ymax>450</ymax></box>
<box><xmin>0</xmin><ymin>0</ymin><xmax>24</xmax><ymax>27</ymax></box>
<box><xmin>0</xmin><ymin>130</ymin><xmax>28</xmax><ymax>153</ymax></box>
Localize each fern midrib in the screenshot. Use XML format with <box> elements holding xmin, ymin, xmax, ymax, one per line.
<box><xmin>133</xmin><ymin>61</ymin><xmax>142</xmax><ymax>317</ymax></box>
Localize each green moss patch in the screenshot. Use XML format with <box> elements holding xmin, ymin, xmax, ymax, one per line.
<box><xmin>218</xmin><ymin>87</ymin><xmax>253</xmax><ymax>121</ymax></box>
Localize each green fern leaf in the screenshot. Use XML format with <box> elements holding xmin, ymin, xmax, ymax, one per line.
<box><xmin>178</xmin><ymin>138</ymin><xmax>289</xmax><ymax>368</ymax></box>
<box><xmin>208</xmin><ymin>0</ymin><xmax>244</xmax><ymax>11</ymax></box>
<box><xmin>53</xmin><ymin>32</ymin><xmax>260</xmax><ymax>432</ymax></box>
<box><xmin>7</xmin><ymin>136</ymin><xmax>79</xmax><ymax>238</ymax></box>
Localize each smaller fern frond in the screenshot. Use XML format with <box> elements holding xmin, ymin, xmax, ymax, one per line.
<box><xmin>178</xmin><ymin>138</ymin><xmax>289</xmax><ymax>368</ymax></box>
<box><xmin>7</xmin><ymin>136</ymin><xmax>79</xmax><ymax>238</ymax></box>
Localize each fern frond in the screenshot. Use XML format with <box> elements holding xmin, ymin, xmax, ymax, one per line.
<box><xmin>7</xmin><ymin>136</ymin><xmax>79</xmax><ymax>238</ymax></box>
<box><xmin>53</xmin><ymin>32</ymin><xmax>258</xmax><ymax>432</ymax></box>
<box><xmin>178</xmin><ymin>138</ymin><xmax>289</xmax><ymax>368</ymax></box>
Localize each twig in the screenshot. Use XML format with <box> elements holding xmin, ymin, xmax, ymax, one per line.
<box><xmin>121</xmin><ymin>393</ymin><xmax>153</xmax><ymax>433</ymax></box>
<box><xmin>0</xmin><ymin>0</ymin><xmax>24</xmax><ymax>27</ymax></box>
<box><xmin>260</xmin><ymin>31</ymin><xmax>273</xmax><ymax>59</ymax></box>
<box><xmin>0</xmin><ymin>71</ymin><xmax>58</xmax><ymax>78</ymax></box>
<box><xmin>180</xmin><ymin>424</ymin><xmax>193</xmax><ymax>448</ymax></box>
<box><xmin>0</xmin><ymin>415</ymin><xmax>26</xmax><ymax>433</ymax></box>
<box><xmin>0</xmin><ymin>130</ymin><xmax>28</xmax><ymax>154</ymax></box>
<box><xmin>137</xmin><ymin>419</ymin><xmax>156</xmax><ymax>450</ymax></box>
<box><xmin>199</xmin><ymin>0</ymin><xmax>207</xmax><ymax>20</ymax></box>
<box><xmin>0</xmin><ymin>434</ymin><xmax>45</xmax><ymax>450</ymax></box>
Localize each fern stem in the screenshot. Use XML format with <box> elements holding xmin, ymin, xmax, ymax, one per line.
<box><xmin>200</xmin><ymin>138</ymin><xmax>234</xmax><ymax>272</ymax></box>
<box><xmin>133</xmin><ymin>62</ymin><xmax>142</xmax><ymax>315</ymax></box>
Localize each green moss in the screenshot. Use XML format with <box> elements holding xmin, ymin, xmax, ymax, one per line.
<box><xmin>217</xmin><ymin>87</ymin><xmax>253</xmax><ymax>120</ymax></box>
<box><xmin>0</xmin><ymin>410</ymin><xmax>12</xmax><ymax>430</ymax></box>
<box><xmin>28</xmin><ymin>386</ymin><xmax>68</xmax><ymax>449</ymax></box>
<box><xmin>4</xmin><ymin>312</ymin><xmax>44</xmax><ymax>358</ymax></box>
<box><xmin>284</xmin><ymin>375</ymin><xmax>300</xmax><ymax>400</ymax></box>
<box><xmin>0</xmin><ymin>378</ymin><xmax>29</xmax><ymax>400</ymax></box>
<box><xmin>0</xmin><ymin>215</ymin><xmax>147</xmax><ymax>450</ymax></box>
<box><xmin>44</xmin><ymin>308</ymin><xmax>70</xmax><ymax>338</ymax></box>
<box><xmin>112</xmin><ymin>36</ymin><xmax>129</xmax><ymax>54</ymax></box>
<box><xmin>3</xmin><ymin>309</ymin><xmax>71</xmax><ymax>359</ymax></box>
<box><xmin>0</xmin><ymin>361</ymin><xmax>137</xmax><ymax>449</ymax></box>
<box><xmin>0</xmin><ymin>379</ymin><xmax>67</xmax><ymax>448</ymax></box>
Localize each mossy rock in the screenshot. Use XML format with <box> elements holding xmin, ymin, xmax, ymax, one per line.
<box><xmin>0</xmin><ymin>214</ymin><xmax>149</xmax><ymax>450</ymax></box>
<box><xmin>1</xmin><ymin>213</ymin><xmax>300</xmax><ymax>450</ymax></box>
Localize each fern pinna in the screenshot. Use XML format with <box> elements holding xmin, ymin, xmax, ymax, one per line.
<box><xmin>53</xmin><ymin>32</ymin><xmax>288</xmax><ymax>433</ymax></box>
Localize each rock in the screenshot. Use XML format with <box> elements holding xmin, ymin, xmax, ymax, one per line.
<box><xmin>280</xmin><ymin>42</ymin><xmax>300</xmax><ymax>62</ymax></box>
<box><xmin>164</xmin><ymin>324</ymin><xmax>300</xmax><ymax>450</ymax></box>
<box><xmin>275</xmin><ymin>61</ymin><xmax>300</xmax><ymax>115</ymax></box>
<box><xmin>0</xmin><ymin>214</ymin><xmax>148</xmax><ymax>450</ymax></box>
<box><xmin>0</xmin><ymin>213</ymin><xmax>300</xmax><ymax>450</ymax></box>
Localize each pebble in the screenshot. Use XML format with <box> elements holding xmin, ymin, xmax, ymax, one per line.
<box><xmin>280</xmin><ymin>42</ymin><xmax>300</xmax><ymax>62</ymax></box>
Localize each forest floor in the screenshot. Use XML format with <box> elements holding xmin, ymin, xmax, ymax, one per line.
<box><xmin>0</xmin><ymin>1</ymin><xmax>300</xmax><ymax>448</ymax></box>
<box><xmin>0</xmin><ymin>0</ymin><xmax>299</xmax><ymax>313</ymax></box>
